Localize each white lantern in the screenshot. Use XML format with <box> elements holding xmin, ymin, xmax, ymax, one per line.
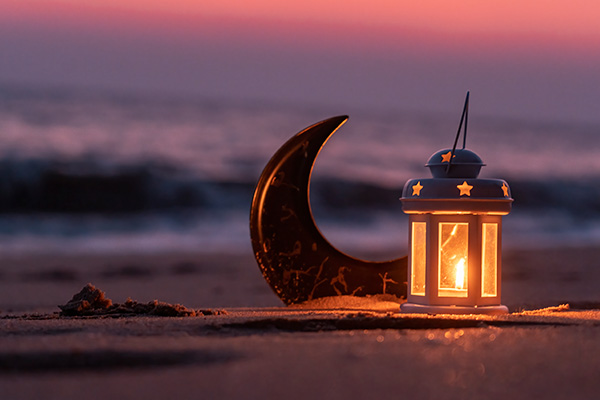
<box><xmin>400</xmin><ymin>147</ymin><xmax>512</xmax><ymax>315</ymax></box>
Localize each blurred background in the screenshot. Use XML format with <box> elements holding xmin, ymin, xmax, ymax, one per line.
<box><xmin>0</xmin><ymin>0</ymin><xmax>599</xmax><ymax>259</ymax></box>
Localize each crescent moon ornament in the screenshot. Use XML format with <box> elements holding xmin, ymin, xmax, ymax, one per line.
<box><xmin>250</xmin><ymin>116</ymin><xmax>407</xmax><ymax>305</ymax></box>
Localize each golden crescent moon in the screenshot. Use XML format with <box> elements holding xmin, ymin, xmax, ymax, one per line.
<box><xmin>250</xmin><ymin>116</ymin><xmax>407</xmax><ymax>305</ymax></box>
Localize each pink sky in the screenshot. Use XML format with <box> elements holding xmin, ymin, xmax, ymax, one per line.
<box><xmin>2</xmin><ymin>0</ymin><xmax>600</xmax><ymax>122</ymax></box>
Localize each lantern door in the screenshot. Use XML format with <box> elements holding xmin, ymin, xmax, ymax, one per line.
<box><xmin>429</xmin><ymin>215</ymin><xmax>478</xmax><ymax>306</ymax></box>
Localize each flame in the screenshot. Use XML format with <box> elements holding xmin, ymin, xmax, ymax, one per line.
<box><xmin>455</xmin><ymin>258</ymin><xmax>466</xmax><ymax>290</ymax></box>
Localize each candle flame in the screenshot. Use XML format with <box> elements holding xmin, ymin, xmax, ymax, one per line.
<box><xmin>455</xmin><ymin>258</ymin><xmax>466</xmax><ymax>290</ymax></box>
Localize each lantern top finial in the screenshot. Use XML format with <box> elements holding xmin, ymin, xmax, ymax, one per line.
<box><xmin>425</xmin><ymin>148</ymin><xmax>485</xmax><ymax>178</ymax></box>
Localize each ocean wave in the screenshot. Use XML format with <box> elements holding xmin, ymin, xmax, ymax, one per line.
<box><xmin>0</xmin><ymin>157</ymin><xmax>598</xmax><ymax>218</ymax></box>
<box><xmin>0</xmin><ymin>158</ymin><xmax>253</xmax><ymax>213</ymax></box>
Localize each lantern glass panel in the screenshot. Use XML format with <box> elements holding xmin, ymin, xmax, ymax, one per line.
<box><xmin>410</xmin><ymin>222</ymin><xmax>427</xmax><ymax>296</ymax></box>
<box><xmin>438</xmin><ymin>222</ymin><xmax>469</xmax><ymax>297</ymax></box>
<box><xmin>481</xmin><ymin>223</ymin><xmax>498</xmax><ymax>297</ymax></box>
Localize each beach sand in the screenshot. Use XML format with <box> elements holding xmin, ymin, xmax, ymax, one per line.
<box><xmin>1</xmin><ymin>245</ymin><xmax>599</xmax><ymax>399</ymax></box>
<box><xmin>1</xmin><ymin>245</ymin><xmax>598</xmax><ymax>313</ymax></box>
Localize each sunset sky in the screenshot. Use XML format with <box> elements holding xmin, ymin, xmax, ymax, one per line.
<box><xmin>2</xmin><ymin>1</ymin><xmax>600</xmax><ymax>122</ymax></box>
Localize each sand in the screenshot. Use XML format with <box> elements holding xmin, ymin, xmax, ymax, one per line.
<box><xmin>1</xmin><ymin>245</ymin><xmax>599</xmax><ymax>313</ymax></box>
<box><xmin>1</xmin><ymin>245</ymin><xmax>599</xmax><ymax>399</ymax></box>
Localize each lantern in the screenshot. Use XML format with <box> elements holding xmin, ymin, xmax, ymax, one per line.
<box><xmin>400</xmin><ymin>94</ymin><xmax>513</xmax><ymax>314</ymax></box>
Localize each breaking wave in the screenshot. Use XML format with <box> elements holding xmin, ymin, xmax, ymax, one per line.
<box><xmin>0</xmin><ymin>157</ymin><xmax>597</xmax><ymax>218</ymax></box>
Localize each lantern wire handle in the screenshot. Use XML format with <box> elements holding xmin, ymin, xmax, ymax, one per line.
<box><xmin>447</xmin><ymin>91</ymin><xmax>470</xmax><ymax>173</ymax></box>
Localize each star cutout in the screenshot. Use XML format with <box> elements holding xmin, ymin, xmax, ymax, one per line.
<box><xmin>441</xmin><ymin>151</ymin><xmax>455</xmax><ymax>163</ymax></box>
<box><xmin>412</xmin><ymin>181</ymin><xmax>423</xmax><ymax>196</ymax></box>
<box><xmin>457</xmin><ymin>181</ymin><xmax>473</xmax><ymax>196</ymax></box>
<box><xmin>501</xmin><ymin>183</ymin><xmax>509</xmax><ymax>197</ymax></box>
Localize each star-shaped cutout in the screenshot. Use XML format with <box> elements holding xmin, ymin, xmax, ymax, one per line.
<box><xmin>441</xmin><ymin>151</ymin><xmax>455</xmax><ymax>163</ymax></box>
<box><xmin>457</xmin><ymin>181</ymin><xmax>473</xmax><ymax>196</ymax></box>
<box><xmin>501</xmin><ymin>183</ymin><xmax>509</xmax><ymax>197</ymax></box>
<box><xmin>412</xmin><ymin>181</ymin><xmax>423</xmax><ymax>196</ymax></box>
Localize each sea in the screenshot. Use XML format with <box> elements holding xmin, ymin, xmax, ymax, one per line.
<box><xmin>1</xmin><ymin>86</ymin><xmax>599</xmax><ymax>258</ymax></box>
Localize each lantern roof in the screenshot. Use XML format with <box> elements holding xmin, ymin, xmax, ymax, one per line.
<box><xmin>425</xmin><ymin>148</ymin><xmax>485</xmax><ymax>179</ymax></box>
<box><xmin>401</xmin><ymin>146</ymin><xmax>512</xmax><ymax>214</ymax></box>
<box><xmin>401</xmin><ymin>177</ymin><xmax>512</xmax><ymax>214</ymax></box>
<box><xmin>402</xmin><ymin>148</ymin><xmax>512</xmax><ymax>214</ymax></box>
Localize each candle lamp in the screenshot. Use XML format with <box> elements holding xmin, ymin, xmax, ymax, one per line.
<box><xmin>400</xmin><ymin>93</ymin><xmax>513</xmax><ymax>314</ymax></box>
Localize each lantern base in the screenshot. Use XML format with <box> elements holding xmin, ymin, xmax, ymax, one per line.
<box><xmin>400</xmin><ymin>303</ymin><xmax>508</xmax><ymax>315</ymax></box>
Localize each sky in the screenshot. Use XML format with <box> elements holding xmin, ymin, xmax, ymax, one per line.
<box><xmin>2</xmin><ymin>0</ymin><xmax>600</xmax><ymax>123</ymax></box>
